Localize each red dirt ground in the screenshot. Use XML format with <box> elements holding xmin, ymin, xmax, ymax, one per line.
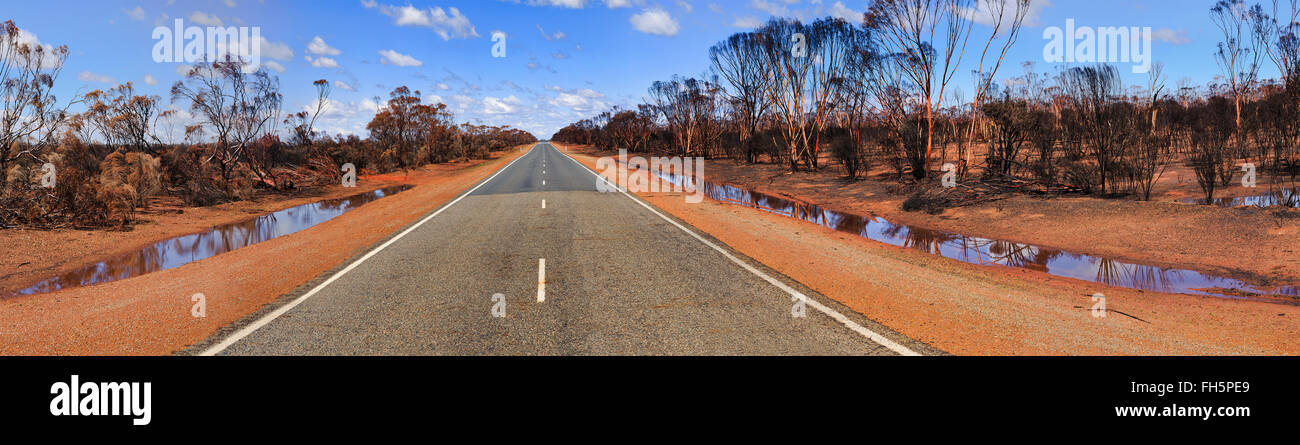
<box><xmin>559</xmin><ymin>143</ymin><xmax>1300</xmax><ymax>355</ymax></box>
<box><xmin>0</xmin><ymin>147</ymin><xmax>530</xmax><ymax>355</ymax></box>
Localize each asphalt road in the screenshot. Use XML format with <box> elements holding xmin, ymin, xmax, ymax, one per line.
<box><xmin>204</xmin><ymin>142</ymin><xmax>929</xmax><ymax>355</ymax></box>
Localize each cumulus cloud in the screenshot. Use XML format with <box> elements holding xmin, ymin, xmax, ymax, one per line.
<box><xmin>749</xmin><ymin>0</ymin><xmax>790</xmax><ymax>16</ymax></box>
<box><xmin>964</xmin><ymin>0</ymin><xmax>1052</xmax><ymax>27</ymax></box>
<box><xmin>365</xmin><ymin>2</ymin><xmax>479</xmax><ymax>40</ymax></box>
<box><xmin>78</xmin><ymin>71</ymin><xmax>115</xmax><ymax>84</ymax></box>
<box><xmin>630</xmin><ymin>8</ymin><xmax>679</xmax><ymax>36</ymax></box>
<box><xmin>305</xmin><ymin>55</ymin><xmax>340</xmax><ymax>68</ymax></box>
<box><xmin>482</xmin><ymin>95</ymin><xmax>522</xmax><ymax>114</ymax></box>
<box><xmin>307</xmin><ymin>36</ymin><xmax>342</xmax><ymax>56</ymax></box>
<box><xmin>732</xmin><ymin>16</ymin><xmax>762</xmax><ymax>28</ymax></box>
<box><xmin>827</xmin><ymin>1</ymin><xmax>860</xmax><ymax>23</ymax></box>
<box><xmin>0</xmin><ymin>28</ymin><xmax>64</xmax><ymax>69</ymax></box>
<box><xmin>143</xmin><ymin>74</ymin><xmax>158</xmax><ymax>86</ymax></box>
<box><xmin>1154</xmin><ymin>28</ymin><xmax>1191</xmax><ymax>45</ymax></box>
<box><xmin>259</xmin><ymin>37</ymin><xmax>294</xmax><ymax>61</ymax></box>
<box><xmin>378</xmin><ymin>49</ymin><xmax>423</xmax><ymax>67</ymax></box>
<box><xmin>188</xmin><ymin>11</ymin><xmax>223</xmax><ymax>26</ymax></box>
<box><xmin>262</xmin><ymin>60</ymin><xmax>286</xmax><ymax>73</ymax></box>
<box><xmin>509</xmin><ymin>0</ymin><xmax>588</xmax><ymax>7</ymax></box>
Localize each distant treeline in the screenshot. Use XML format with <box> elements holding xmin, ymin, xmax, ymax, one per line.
<box><xmin>0</xmin><ymin>20</ymin><xmax>536</xmax><ymax>229</ymax></box>
<box><xmin>553</xmin><ymin>0</ymin><xmax>1300</xmax><ymax>206</ymax></box>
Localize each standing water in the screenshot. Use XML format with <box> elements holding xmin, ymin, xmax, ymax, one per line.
<box><xmin>653</xmin><ymin>171</ymin><xmax>1300</xmax><ymax>303</ymax></box>
<box><xmin>4</xmin><ymin>185</ymin><xmax>413</xmax><ymax>298</ymax></box>
<box><xmin>1180</xmin><ymin>187</ymin><xmax>1299</xmax><ymax>208</ymax></box>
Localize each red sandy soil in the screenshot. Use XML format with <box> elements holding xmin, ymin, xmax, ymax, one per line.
<box><xmin>559</xmin><ymin>143</ymin><xmax>1300</xmax><ymax>355</ymax></box>
<box><xmin>0</xmin><ymin>147</ymin><xmax>530</xmax><ymax>355</ymax></box>
<box><xmin>575</xmin><ymin>146</ymin><xmax>1300</xmax><ymax>290</ymax></box>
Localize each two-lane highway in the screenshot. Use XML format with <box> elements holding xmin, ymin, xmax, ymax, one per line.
<box><xmin>200</xmin><ymin>142</ymin><xmax>927</xmax><ymax>355</ymax></box>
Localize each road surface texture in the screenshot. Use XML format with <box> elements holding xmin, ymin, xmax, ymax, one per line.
<box><xmin>200</xmin><ymin>143</ymin><xmax>936</xmax><ymax>356</ymax></box>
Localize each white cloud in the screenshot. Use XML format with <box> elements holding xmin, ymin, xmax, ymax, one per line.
<box><xmin>605</xmin><ymin>0</ymin><xmax>633</xmax><ymax>8</ymax></box>
<box><xmin>307</xmin><ymin>36</ymin><xmax>342</xmax><ymax>56</ymax></box>
<box><xmin>519</xmin><ymin>0</ymin><xmax>587</xmax><ymax>7</ymax></box>
<box><xmin>548</xmin><ymin>86</ymin><xmax>607</xmax><ymax>112</ymax></box>
<box><xmin>378</xmin><ymin>49</ymin><xmax>423</xmax><ymax>67</ymax></box>
<box><xmin>482</xmin><ymin>96</ymin><xmax>521</xmax><ymax>114</ymax></box>
<box><xmin>305</xmin><ymin>55</ymin><xmax>340</xmax><ymax>68</ymax></box>
<box><xmin>1154</xmin><ymin>28</ymin><xmax>1191</xmax><ymax>45</ymax></box>
<box><xmin>0</xmin><ymin>28</ymin><xmax>63</xmax><ymax>69</ymax></box>
<box><xmin>78</xmin><ymin>71</ymin><xmax>115</xmax><ymax>84</ymax></box>
<box><xmin>188</xmin><ymin>11</ymin><xmax>223</xmax><ymax>26</ymax></box>
<box><xmin>263</xmin><ymin>60</ymin><xmax>287</xmax><ymax>73</ymax></box>
<box><xmin>537</xmin><ymin>25</ymin><xmax>566</xmax><ymax>41</ymax></box>
<box><xmin>124</xmin><ymin>6</ymin><xmax>146</xmax><ymax>21</ymax></box>
<box><xmin>964</xmin><ymin>0</ymin><xmax>1051</xmax><ymax>28</ymax></box>
<box><xmin>143</xmin><ymin>74</ymin><xmax>158</xmax><ymax>86</ymax></box>
<box><xmin>749</xmin><ymin>0</ymin><xmax>790</xmax><ymax>16</ymax></box>
<box><xmin>334</xmin><ymin>80</ymin><xmax>356</xmax><ymax>91</ymax></box>
<box><xmin>259</xmin><ymin>37</ymin><xmax>295</xmax><ymax>61</ymax></box>
<box><xmin>365</xmin><ymin>2</ymin><xmax>479</xmax><ymax>40</ymax></box>
<box><xmin>732</xmin><ymin>16</ymin><xmax>761</xmax><ymax>28</ymax></box>
<box><xmin>224</xmin><ymin>0</ymin><xmax>237</xmax><ymax>7</ymax></box>
<box><xmin>828</xmin><ymin>2</ymin><xmax>860</xmax><ymax>23</ymax></box>
<box><xmin>630</xmin><ymin>8</ymin><xmax>679</xmax><ymax>36</ymax></box>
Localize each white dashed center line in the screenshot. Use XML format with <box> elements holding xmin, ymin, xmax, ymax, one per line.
<box><xmin>537</xmin><ymin>258</ymin><xmax>546</xmax><ymax>302</ymax></box>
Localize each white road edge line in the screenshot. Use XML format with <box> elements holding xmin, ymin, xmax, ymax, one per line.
<box><xmin>537</xmin><ymin>258</ymin><xmax>546</xmax><ymax>302</ymax></box>
<box><xmin>199</xmin><ymin>144</ymin><xmax>539</xmax><ymax>356</ymax></box>
<box><xmin>557</xmin><ymin>146</ymin><xmax>921</xmax><ymax>356</ymax></box>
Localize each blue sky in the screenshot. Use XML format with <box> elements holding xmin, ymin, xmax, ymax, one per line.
<box><xmin>1</xmin><ymin>0</ymin><xmax>1271</xmax><ymax>139</ymax></box>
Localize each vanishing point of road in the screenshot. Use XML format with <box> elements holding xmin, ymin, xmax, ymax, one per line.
<box><xmin>198</xmin><ymin>142</ymin><xmax>934</xmax><ymax>356</ymax></box>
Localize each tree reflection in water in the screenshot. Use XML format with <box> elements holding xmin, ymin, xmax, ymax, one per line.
<box><xmin>650</xmin><ymin>169</ymin><xmax>1299</xmax><ymax>303</ymax></box>
<box><xmin>5</xmin><ymin>185</ymin><xmax>412</xmax><ymax>298</ymax></box>
<box><xmin>1181</xmin><ymin>187</ymin><xmax>1300</xmax><ymax>208</ymax></box>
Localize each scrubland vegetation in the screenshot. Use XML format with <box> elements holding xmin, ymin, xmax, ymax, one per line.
<box><xmin>0</xmin><ymin>20</ymin><xmax>535</xmax><ymax>229</ymax></box>
<box><xmin>554</xmin><ymin>0</ymin><xmax>1300</xmax><ymax>211</ymax></box>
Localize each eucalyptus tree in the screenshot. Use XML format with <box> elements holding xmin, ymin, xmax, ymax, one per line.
<box><xmin>710</xmin><ymin>31</ymin><xmax>773</xmax><ymax>163</ymax></box>
<box><xmin>864</xmin><ymin>0</ymin><xmax>976</xmax><ymax>179</ymax></box>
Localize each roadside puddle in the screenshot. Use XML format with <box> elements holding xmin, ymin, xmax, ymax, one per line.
<box><xmin>4</xmin><ymin>185</ymin><xmax>413</xmax><ymax>299</ymax></box>
<box><xmin>1180</xmin><ymin>187</ymin><xmax>1299</xmax><ymax>208</ymax></box>
<box><xmin>652</xmin><ymin>170</ymin><xmax>1300</xmax><ymax>304</ymax></box>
